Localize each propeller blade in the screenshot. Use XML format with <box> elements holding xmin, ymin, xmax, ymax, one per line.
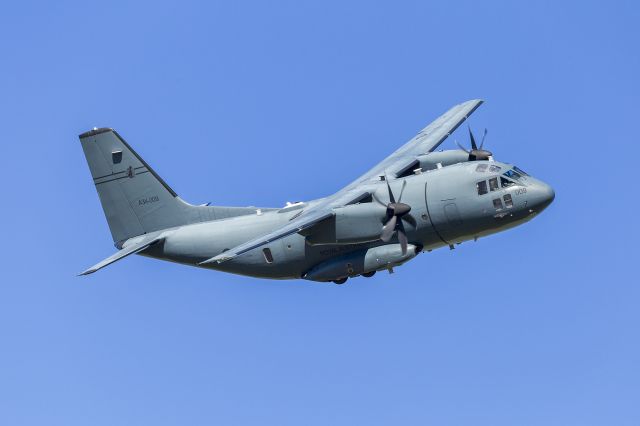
<box><xmin>480</xmin><ymin>128</ymin><xmax>488</xmax><ymax>150</ymax></box>
<box><xmin>397</xmin><ymin>221</ymin><xmax>408</xmax><ymax>255</ymax></box>
<box><xmin>381</xmin><ymin>215</ymin><xmax>397</xmax><ymax>242</ymax></box>
<box><xmin>455</xmin><ymin>139</ymin><xmax>470</xmax><ymax>154</ymax></box>
<box><xmin>397</xmin><ymin>180</ymin><xmax>407</xmax><ymax>203</ymax></box>
<box><xmin>385</xmin><ymin>175</ymin><xmax>396</xmax><ymax>204</ymax></box>
<box><xmin>402</xmin><ymin>213</ymin><xmax>417</xmax><ymax>228</ymax></box>
<box><xmin>468</xmin><ymin>126</ymin><xmax>478</xmax><ymax>150</ymax></box>
<box><xmin>372</xmin><ymin>193</ymin><xmax>388</xmax><ymax>208</ymax></box>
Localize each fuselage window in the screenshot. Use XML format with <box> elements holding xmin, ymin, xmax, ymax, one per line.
<box><xmin>489</xmin><ymin>165</ymin><xmax>501</xmax><ymax>172</ymax></box>
<box><xmin>489</xmin><ymin>177</ymin><xmax>499</xmax><ymax>191</ymax></box>
<box><xmin>500</xmin><ymin>176</ymin><xmax>515</xmax><ymax>188</ymax></box>
<box><xmin>476</xmin><ymin>164</ymin><xmax>488</xmax><ymax>172</ymax></box>
<box><xmin>504</xmin><ymin>193</ymin><xmax>513</xmax><ymax>208</ymax></box>
<box><xmin>493</xmin><ymin>198</ymin><xmax>504</xmax><ymax>210</ymax></box>
<box><xmin>262</xmin><ymin>247</ymin><xmax>274</xmax><ymax>264</ymax></box>
<box><xmin>477</xmin><ymin>180</ymin><xmax>488</xmax><ymax>195</ymax></box>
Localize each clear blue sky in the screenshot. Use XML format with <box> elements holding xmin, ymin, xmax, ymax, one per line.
<box><xmin>1</xmin><ymin>1</ymin><xmax>638</xmax><ymax>425</ymax></box>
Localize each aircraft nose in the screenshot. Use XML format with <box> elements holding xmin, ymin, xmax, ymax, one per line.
<box><xmin>530</xmin><ymin>180</ymin><xmax>555</xmax><ymax>212</ymax></box>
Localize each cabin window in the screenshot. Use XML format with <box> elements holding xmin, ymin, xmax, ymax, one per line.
<box><xmin>477</xmin><ymin>180</ymin><xmax>488</xmax><ymax>195</ymax></box>
<box><xmin>489</xmin><ymin>165</ymin><xmax>501</xmax><ymax>172</ymax></box>
<box><xmin>504</xmin><ymin>194</ymin><xmax>513</xmax><ymax>208</ymax></box>
<box><xmin>489</xmin><ymin>177</ymin><xmax>499</xmax><ymax>191</ymax></box>
<box><xmin>493</xmin><ymin>198</ymin><xmax>503</xmax><ymax>210</ymax></box>
<box><xmin>262</xmin><ymin>248</ymin><xmax>274</xmax><ymax>264</ymax></box>
<box><xmin>501</xmin><ymin>176</ymin><xmax>515</xmax><ymax>188</ymax></box>
<box><xmin>476</xmin><ymin>164</ymin><xmax>488</xmax><ymax>172</ymax></box>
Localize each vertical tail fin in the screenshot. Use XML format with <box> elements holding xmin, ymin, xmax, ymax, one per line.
<box><xmin>79</xmin><ymin>128</ymin><xmax>196</xmax><ymax>244</ymax></box>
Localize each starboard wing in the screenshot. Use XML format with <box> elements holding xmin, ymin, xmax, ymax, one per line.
<box><xmin>344</xmin><ymin>99</ymin><xmax>483</xmax><ymax>187</ymax></box>
<box><xmin>199</xmin><ymin>100</ymin><xmax>484</xmax><ymax>264</ymax></box>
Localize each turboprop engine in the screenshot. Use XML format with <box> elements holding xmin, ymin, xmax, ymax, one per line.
<box><xmin>395</xmin><ymin>127</ymin><xmax>493</xmax><ymax>177</ymax></box>
<box><xmin>303</xmin><ymin>243</ymin><xmax>420</xmax><ymax>283</ymax></box>
<box><xmin>304</xmin><ymin>203</ymin><xmax>385</xmax><ymax>246</ymax></box>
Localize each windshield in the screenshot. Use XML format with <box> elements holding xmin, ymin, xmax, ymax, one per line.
<box><xmin>513</xmin><ymin>166</ymin><xmax>529</xmax><ymax>176</ymax></box>
<box><xmin>503</xmin><ymin>169</ymin><xmax>523</xmax><ymax>180</ymax></box>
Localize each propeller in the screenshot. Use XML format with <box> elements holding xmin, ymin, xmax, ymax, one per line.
<box><xmin>456</xmin><ymin>126</ymin><xmax>492</xmax><ymax>161</ymax></box>
<box><xmin>373</xmin><ymin>177</ymin><xmax>417</xmax><ymax>255</ymax></box>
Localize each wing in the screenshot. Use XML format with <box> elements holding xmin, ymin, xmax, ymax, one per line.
<box><xmin>199</xmin><ymin>189</ymin><xmax>373</xmax><ymax>264</ymax></box>
<box><xmin>199</xmin><ymin>209</ymin><xmax>335</xmax><ymax>264</ymax></box>
<box><xmin>345</xmin><ymin>99</ymin><xmax>483</xmax><ymax>186</ymax></box>
<box><xmin>202</xmin><ymin>100</ymin><xmax>483</xmax><ymax>264</ymax></box>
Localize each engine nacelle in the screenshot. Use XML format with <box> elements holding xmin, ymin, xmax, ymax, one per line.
<box><xmin>303</xmin><ymin>244</ymin><xmax>420</xmax><ymax>282</ymax></box>
<box><xmin>304</xmin><ymin>203</ymin><xmax>384</xmax><ymax>245</ymax></box>
<box><xmin>395</xmin><ymin>150</ymin><xmax>469</xmax><ymax>177</ymax></box>
<box><xmin>418</xmin><ymin>150</ymin><xmax>469</xmax><ymax>170</ymax></box>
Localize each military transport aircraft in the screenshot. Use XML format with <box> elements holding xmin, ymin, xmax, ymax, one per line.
<box><xmin>79</xmin><ymin>99</ymin><xmax>554</xmax><ymax>284</ymax></box>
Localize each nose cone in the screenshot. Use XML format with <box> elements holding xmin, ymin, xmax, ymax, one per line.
<box><xmin>530</xmin><ymin>180</ymin><xmax>555</xmax><ymax>212</ymax></box>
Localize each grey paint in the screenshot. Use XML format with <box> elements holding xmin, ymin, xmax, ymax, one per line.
<box><xmin>79</xmin><ymin>100</ymin><xmax>555</xmax><ymax>283</ymax></box>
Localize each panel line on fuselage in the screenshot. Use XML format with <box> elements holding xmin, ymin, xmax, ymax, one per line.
<box><xmin>424</xmin><ymin>181</ymin><xmax>449</xmax><ymax>245</ymax></box>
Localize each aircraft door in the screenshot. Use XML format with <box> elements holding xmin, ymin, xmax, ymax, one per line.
<box><xmin>423</xmin><ymin>181</ymin><xmax>451</xmax><ymax>249</ymax></box>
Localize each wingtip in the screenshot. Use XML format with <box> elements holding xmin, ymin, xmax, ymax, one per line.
<box><xmin>460</xmin><ymin>99</ymin><xmax>484</xmax><ymax>116</ymax></box>
<box><xmin>464</xmin><ymin>98</ymin><xmax>484</xmax><ymax>105</ymax></box>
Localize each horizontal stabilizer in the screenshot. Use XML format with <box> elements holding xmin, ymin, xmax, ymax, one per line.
<box><xmin>79</xmin><ymin>233</ymin><xmax>169</xmax><ymax>276</ymax></box>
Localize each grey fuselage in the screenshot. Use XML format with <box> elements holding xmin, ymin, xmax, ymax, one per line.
<box><xmin>141</xmin><ymin>160</ymin><xmax>554</xmax><ymax>280</ymax></box>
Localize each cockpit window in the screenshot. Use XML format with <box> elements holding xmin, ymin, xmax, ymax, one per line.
<box><xmin>477</xmin><ymin>180</ymin><xmax>488</xmax><ymax>195</ymax></box>
<box><xmin>476</xmin><ymin>164</ymin><xmax>488</xmax><ymax>172</ymax></box>
<box><xmin>514</xmin><ymin>166</ymin><xmax>529</xmax><ymax>176</ymax></box>
<box><xmin>500</xmin><ymin>176</ymin><xmax>515</xmax><ymax>188</ymax></box>
<box><xmin>503</xmin><ymin>169</ymin><xmax>523</xmax><ymax>180</ymax></box>
<box><xmin>489</xmin><ymin>177</ymin><xmax>499</xmax><ymax>191</ymax></box>
<box><xmin>489</xmin><ymin>165</ymin><xmax>502</xmax><ymax>173</ymax></box>
<box><xmin>503</xmin><ymin>193</ymin><xmax>513</xmax><ymax>208</ymax></box>
<box><xmin>493</xmin><ymin>198</ymin><xmax>504</xmax><ymax>210</ymax></box>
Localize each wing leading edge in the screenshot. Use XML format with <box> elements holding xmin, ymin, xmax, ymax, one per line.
<box><xmin>199</xmin><ymin>210</ymin><xmax>335</xmax><ymax>265</ymax></box>
<box><xmin>201</xmin><ymin>99</ymin><xmax>484</xmax><ymax>265</ymax></box>
<box><xmin>346</xmin><ymin>99</ymin><xmax>484</xmax><ymax>186</ymax></box>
